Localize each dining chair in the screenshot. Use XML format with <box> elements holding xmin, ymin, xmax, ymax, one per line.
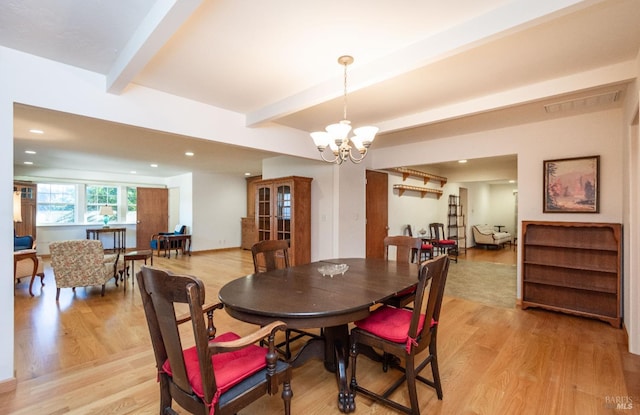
<box><xmin>136</xmin><ymin>266</ymin><xmax>292</xmax><ymax>415</ymax></box>
<box><xmin>383</xmin><ymin>235</ymin><xmax>423</xmax><ymax>309</ymax></box>
<box><xmin>251</xmin><ymin>239</ymin><xmax>320</xmax><ymax>359</ymax></box>
<box><xmin>405</xmin><ymin>225</ymin><xmax>434</xmax><ymax>262</ymax></box>
<box><xmin>251</xmin><ymin>239</ymin><xmax>290</xmax><ymax>273</ymax></box>
<box><xmin>349</xmin><ymin>254</ymin><xmax>450</xmax><ymax>415</ymax></box>
<box><xmin>429</xmin><ymin>222</ymin><xmax>458</xmax><ymax>263</ymax></box>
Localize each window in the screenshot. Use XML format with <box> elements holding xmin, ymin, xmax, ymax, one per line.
<box><xmin>86</xmin><ymin>185</ymin><xmax>118</xmax><ymax>223</ymax></box>
<box><xmin>126</xmin><ymin>187</ymin><xmax>137</xmax><ymax>223</ymax></box>
<box><xmin>35</xmin><ymin>182</ymin><xmax>139</xmax><ymax>225</ymax></box>
<box><xmin>37</xmin><ymin>184</ymin><xmax>76</xmax><ymax>224</ymax></box>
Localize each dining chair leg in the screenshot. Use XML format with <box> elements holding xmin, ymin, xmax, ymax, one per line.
<box><xmin>429</xmin><ymin>340</ymin><xmax>443</xmax><ymax>399</ymax></box>
<box><xmin>405</xmin><ymin>354</ymin><xmax>420</xmax><ymax>415</ymax></box>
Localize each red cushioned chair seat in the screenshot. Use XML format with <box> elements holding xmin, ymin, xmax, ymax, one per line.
<box><xmin>437</xmin><ymin>239</ymin><xmax>456</xmax><ymax>245</ymax></box>
<box><xmin>421</xmin><ymin>243</ymin><xmax>433</xmax><ymax>250</ymax></box>
<box><xmin>355</xmin><ymin>306</ymin><xmax>436</xmax><ymax>343</ymax></box>
<box><xmin>162</xmin><ymin>332</ymin><xmax>267</xmax><ymax>399</ymax></box>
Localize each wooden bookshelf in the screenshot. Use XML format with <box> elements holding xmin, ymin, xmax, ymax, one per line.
<box><xmin>521</xmin><ymin>221</ymin><xmax>621</xmax><ymax>328</ymax></box>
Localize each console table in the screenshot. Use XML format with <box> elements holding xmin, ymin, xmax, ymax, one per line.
<box><xmin>86</xmin><ymin>227</ymin><xmax>126</xmax><ymax>253</ymax></box>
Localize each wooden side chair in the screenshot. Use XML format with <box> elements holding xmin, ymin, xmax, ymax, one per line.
<box><xmin>383</xmin><ymin>235</ymin><xmax>422</xmax><ymax>309</ymax></box>
<box><xmin>429</xmin><ymin>222</ymin><xmax>458</xmax><ymax>263</ymax></box>
<box><xmin>349</xmin><ymin>254</ymin><xmax>450</xmax><ymax>415</ymax></box>
<box><xmin>136</xmin><ymin>266</ymin><xmax>292</xmax><ymax>415</ymax></box>
<box><xmin>251</xmin><ymin>239</ymin><xmax>290</xmax><ymax>273</ymax></box>
<box><xmin>405</xmin><ymin>225</ymin><xmax>434</xmax><ymax>262</ymax></box>
<box><xmin>251</xmin><ymin>239</ymin><xmax>320</xmax><ymax>359</ymax></box>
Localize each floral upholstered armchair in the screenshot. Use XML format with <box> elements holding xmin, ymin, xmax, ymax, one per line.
<box><xmin>49</xmin><ymin>239</ymin><xmax>121</xmax><ymax>301</ymax></box>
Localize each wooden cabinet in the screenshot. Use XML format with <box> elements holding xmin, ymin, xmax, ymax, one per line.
<box><xmin>521</xmin><ymin>221</ymin><xmax>621</xmax><ymax>327</ymax></box>
<box><xmin>255</xmin><ymin>176</ymin><xmax>312</xmax><ymax>266</ymax></box>
<box><xmin>241</xmin><ymin>176</ymin><xmax>262</xmax><ymax>250</ymax></box>
<box><xmin>14</xmin><ymin>182</ymin><xmax>37</xmax><ymax>239</ymax></box>
<box><xmin>241</xmin><ymin>217</ymin><xmax>256</xmax><ymax>250</ymax></box>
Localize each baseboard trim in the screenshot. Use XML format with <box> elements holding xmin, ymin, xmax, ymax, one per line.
<box><xmin>0</xmin><ymin>375</ymin><xmax>17</xmax><ymax>393</ymax></box>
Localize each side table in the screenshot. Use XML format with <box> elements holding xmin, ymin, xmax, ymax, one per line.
<box><xmin>122</xmin><ymin>250</ymin><xmax>153</xmax><ymax>292</ymax></box>
<box><xmin>14</xmin><ymin>249</ymin><xmax>44</xmax><ymax>296</ymax></box>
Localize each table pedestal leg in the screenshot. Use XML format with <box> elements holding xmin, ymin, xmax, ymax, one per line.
<box><xmin>287</xmin><ymin>325</ymin><xmax>355</xmax><ymax>413</ymax></box>
<box><xmin>324</xmin><ymin>325</ymin><xmax>355</xmax><ymax>413</ymax></box>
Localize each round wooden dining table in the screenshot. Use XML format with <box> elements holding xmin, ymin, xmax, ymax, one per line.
<box><xmin>218</xmin><ymin>257</ymin><xmax>419</xmax><ymax>413</ymax></box>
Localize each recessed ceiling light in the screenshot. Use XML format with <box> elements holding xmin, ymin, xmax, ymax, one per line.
<box><xmin>185</xmin><ymin>152</ymin><xmax>194</xmax><ymax>157</ymax></box>
<box><xmin>244</xmin><ymin>172</ymin><xmax>251</xmax><ymax>176</ymax></box>
<box><xmin>150</xmin><ymin>164</ymin><xmax>158</xmax><ymax>168</ymax></box>
<box><xmin>29</xmin><ymin>129</ymin><xmax>44</xmax><ymax>134</ymax></box>
<box><xmin>24</xmin><ymin>161</ymin><xmax>33</xmax><ymax>165</ymax></box>
<box><xmin>25</xmin><ymin>150</ymin><xmax>36</xmax><ymax>154</ymax></box>
<box><xmin>458</xmin><ymin>159</ymin><xmax>467</xmax><ymax>164</ymax></box>
<box><xmin>509</xmin><ymin>180</ymin><xmax>516</xmax><ymax>183</ymax></box>
<box><xmin>130</xmin><ymin>171</ymin><xmax>137</xmax><ymax>174</ymax></box>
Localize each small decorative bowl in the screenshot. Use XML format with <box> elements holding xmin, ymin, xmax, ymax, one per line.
<box><xmin>318</xmin><ymin>263</ymin><xmax>349</xmax><ymax>277</ymax></box>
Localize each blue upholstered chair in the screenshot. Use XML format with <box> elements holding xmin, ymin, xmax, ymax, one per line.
<box><xmin>150</xmin><ymin>224</ymin><xmax>187</xmax><ymax>252</ymax></box>
<box><xmin>14</xmin><ymin>230</ymin><xmax>34</xmax><ymax>251</ymax></box>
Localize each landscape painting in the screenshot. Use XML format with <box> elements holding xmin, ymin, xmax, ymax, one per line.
<box><xmin>543</xmin><ymin>155</ymin><xmax>600</xmax><ymax>213</ymax></box>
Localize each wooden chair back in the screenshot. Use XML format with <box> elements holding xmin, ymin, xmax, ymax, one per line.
<box><xmin>251</xmin><ymin>239</ymin><xmax>290</xmax><ymax>273</ymax></box>
<box><xmin>410</xmin><ymin>254</ymin><xmax>450</xmax><ymax>353</ymax></box>
<box><xmin>384</xmin><ymin>235</ymin><xmax>422</xmax><ymax>263</ymax></box>
<box><xmin>429</xmin><ymin>223</ymin><xmax>447</xmax><ymax>241</ymax></box>
<box><xmin>137</xmin><ymin>266</ymin><xmax>217</xmax><ymax>413</ymax></box>
<box><xmin>136</xmin><ymin>266</ymin><xmax>293</xmax><ymax>415</ymax></box>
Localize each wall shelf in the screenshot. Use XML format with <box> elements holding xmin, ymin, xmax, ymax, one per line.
<box><xmin>393</xmin><ymin>184</ymin><xmax>443</xmax><ymax>199</ymax></box>
<box><xmin>388</xmin><ymin>167</ymin><xmax>447</xmax><ymax>187</ymax></box>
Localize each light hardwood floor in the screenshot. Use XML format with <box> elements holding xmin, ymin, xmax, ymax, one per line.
<box><xmin>2</xmin><ymin>248</ymin><xmax>639</xmax><ymax>414</ymax></box>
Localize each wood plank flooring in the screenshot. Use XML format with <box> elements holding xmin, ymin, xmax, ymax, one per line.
<box><xmin>3</xmin><ymin>248</ymin><xmax>639</xmax><ymax>414</ymax></box>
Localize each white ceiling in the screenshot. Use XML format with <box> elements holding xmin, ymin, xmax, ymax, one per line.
<box><xmin>5</xmin><ymin>0</ymin><xmax>640</xmax><ymax>179</ymax></box>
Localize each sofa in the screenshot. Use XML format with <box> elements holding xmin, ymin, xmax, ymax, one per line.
<box><xmin>472</xmin><ymin>224</ymin><xmax>512</xmax><ymax>248</ymax></box>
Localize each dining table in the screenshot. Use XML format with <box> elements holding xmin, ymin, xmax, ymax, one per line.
<box><xmin>218</xmin><ymin>257</ymin><xmax>419</xmax><ymax>413</ymax></box>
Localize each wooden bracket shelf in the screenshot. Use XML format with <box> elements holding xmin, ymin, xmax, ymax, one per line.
<box><xmin>389</xmin><ymin>167</ymin><xmax>447</xmax><ymax>187</ymax></box>
<box><xmin>393</xmin><ymin>184</ymin><xmax>443</xmax><ymax>199</ymax></box>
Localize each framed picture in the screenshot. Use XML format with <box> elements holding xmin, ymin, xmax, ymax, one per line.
<box><xmin>543</xmin><ymin>155</ymin><xmax>600</xmax><ymax>213</ymax></box>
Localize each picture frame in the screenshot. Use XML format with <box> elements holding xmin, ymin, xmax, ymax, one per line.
<box><xmin>543</xmin><ymin>155</ymin><xmax>600</xmax><ymax>213</ymax></box>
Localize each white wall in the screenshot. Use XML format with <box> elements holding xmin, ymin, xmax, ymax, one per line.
<box><xmin>486</xmin><ymin>184</ymin><xmax>518</xmax><ymax>236</ymax></box>
<box><xmin>191</xmin><ymin>172</ymin><xmax>245</xmax><ymax>250</ymax></box>
<box><xmin>386</xmin><ymin>172</ymin><xmax>444</xmax><ymax>237</ymax></box>
<box><xmin>168</xmin><ymin>187</ymin><xmax>181</xmax><ymax>231</ymax></box>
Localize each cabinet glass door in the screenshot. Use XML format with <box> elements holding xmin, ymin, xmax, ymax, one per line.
<box><xmin>256</xmin><ymin>186</ymin><xmax>271</xmax><ymax>241</ymax></box>
<box><xmin>275</xmin><ymin>184</ymin><xmax>291</xmax><ymax>242</ymax></box>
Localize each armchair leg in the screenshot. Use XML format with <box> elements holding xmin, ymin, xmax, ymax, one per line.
<box><xmin>56</xmin><ymin>288</ymin><xmax>61</xmax><ymax>301</ymax></box>
<box><xmin>101</xmin><ymin>284</ymin><xmax>106</xmax><ymax>296</ymax></box>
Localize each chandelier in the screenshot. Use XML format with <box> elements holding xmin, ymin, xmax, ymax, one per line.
<box><xmin>310</xmin><ymin>55</ymin><xmax>378</xmax><ymax>164</ymax></box>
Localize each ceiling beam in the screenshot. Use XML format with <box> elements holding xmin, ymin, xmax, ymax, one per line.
<box><xmin>106</xmin><ymin>0</ymin><xmax>203</xmax><ymax>94</ymax></box>
<box><xmin>245</xmin><ymin>0</ymin><xmax>598</xmax><ymax>128</ymax></box>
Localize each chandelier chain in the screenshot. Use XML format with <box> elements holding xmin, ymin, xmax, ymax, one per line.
<box><xmin>342</xmin><ymin>60</ymin><xmax>348</xmax><ymax>121</ymax></box>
